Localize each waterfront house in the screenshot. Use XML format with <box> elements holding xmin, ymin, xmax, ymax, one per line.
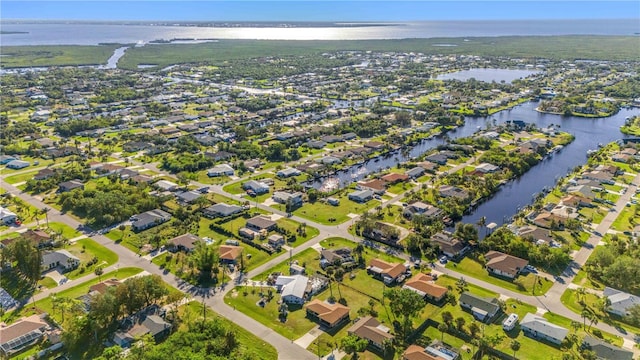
<box><xmin>485</xmin><ymin>251</ymin><xmax>528</xmax><ymax>279</ymax></box>
<box><xmin>348</xmin><ymin>189</ymin><xmax>374</xmax><ymax>203</ymax></box>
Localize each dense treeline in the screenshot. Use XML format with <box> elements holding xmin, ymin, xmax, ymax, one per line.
<box><xmin>57</xmin><ymin>179</ymin><xmax>162</xmax><ymax>228</ymax></box>
<box><xmin>478</xmin><ymin>147</ymin><xmax>542</xmax><ymax>177</ymax></box>
<box><xmin>63</xmin><ymin>275</ymin><xmax>170</xmax><ymax>354</ymax></box>
<box><xmin>54</xmin><ymin>117</ymin><xmax>125</xmax><ymax>137</ymax></box>
<box><xmin>585</xmin><ymin>234</ymin><xmax>640</xmax><ymax>295</ymax></box>
<box><xmin>0</xmin><ymin>121</ymin><xmax>40</xmax><ymax>143</ymax></box>
<box><xmin>603</xmin><ymin>75</ymin><xmax>640</xmax><ymax>99</ymax></box>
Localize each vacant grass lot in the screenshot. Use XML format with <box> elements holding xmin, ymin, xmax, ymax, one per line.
<box><xmin>445</xmin><ymin>257</ymin><xmax>553</xmax><ymax>296</ymax></box>
<box><xmin>294</xmin><ymin>191</ymin><xmax>381</xmax><ymax>225</ymax></box>
<box><xmin>3</xmin><ymin>170</ymin><xmax>39</xmax><ymax>184</ymax></box>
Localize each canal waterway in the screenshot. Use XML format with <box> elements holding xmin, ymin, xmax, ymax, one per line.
<box><xmin>307</xmin><ymin>101</ymin><xmax>638</xmax><ymax>229</ymax></box>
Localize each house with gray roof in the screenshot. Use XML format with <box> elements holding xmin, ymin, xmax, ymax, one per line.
<box><xmin>582</xmin><ymin>336</ymin><xmax>633</xmax><ymax>360</ymax></box>
<box><xmin>207</xmin><ymin>163</ymin><xmax>234</xmax><ymax>177</ymax></box>
<box><xmin>41</xmin><ymin>250</ymin><xmax>80</xmax><ymax>272</ymax></box>
<box><xmin>520</xmin><ymin>313</ymin><xmax>568</xmax><ymax>345</ymax></box>
<box><xmin>406</xmin><ymin>167</ymin><xmax>426</xmax><ymax>179</ymax></box>
<box><xmin>131</xmin><ymin>209</ymin><xmax>172</xmax><ymax>232</ymax></box>
<box><xmin>113</xmin><ymin>315</ymin><xmax>171</xmax><ymax>348</ymax></box>
<box><xmin>175</xmin><ymin>190</ymin><xmax>202</xmax><ymax>204</ymax></box>
<box><xmin>349</xmin><ymin>189</ymin><xmax>374</xmax><ymax>203</ymax></box>
<box><xmin>202</xmin><ymin>203</ymin><xmax>243</xmax><ymax>218</ymax></box>
<box><xmin>604</xmin><ymin>287</ymin><xmax>640</xmax><ymax>317</ymax></box>
<box><xmin>459</xmin><ymin>292</ymin><xmax>501</xmax><ymax>322</ymax></box>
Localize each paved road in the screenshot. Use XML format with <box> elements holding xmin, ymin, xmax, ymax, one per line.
<box><xmin>0</xmin><ymin>179</ymin><xmax>317</xmax><ymax>360</ymax></box>
<box><xmin>3</xmin><ymin>157</ymin><xmax>639</xmax><ymax>357</ymax></box>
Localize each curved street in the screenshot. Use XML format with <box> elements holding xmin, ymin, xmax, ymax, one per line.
<box><xmin>2</xmin><ymin>158</ymin><xmax>639</xmax><ymax>358</ymax></box>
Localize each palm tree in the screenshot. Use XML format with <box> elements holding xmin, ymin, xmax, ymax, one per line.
<box><xmin>438</xmin><ymin>322</ymin><xmax>448</xmax><ymax>341</ymax></box>
<box><xmin>581</xmin><ymin>309</ymin><xmax>591</xmax><ymax>330</ymax></box>
<box><xmin>41</xmin><ymin>207</ymin><xmax>50</xmax><ymax>228</ymax></box>
<box><xmin>477</xmin><ymin>216</ymin><xmax>487</xmax><ymax>236</ymax></box>
<box><xmin>510</xmin><ymin>339</ymin><xmax>521</xmax><ymax>359</ymax></box>
<box><xmin>576</xmin><ymin>287</ymin><xmax>587</xmax><ymax>305</ymax></box>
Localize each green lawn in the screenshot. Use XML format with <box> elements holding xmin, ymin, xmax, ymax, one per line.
<box><xmin>37</xmin><ymin>276</ymin><xmax>58</xmax><ymax>290</ymax></box>
<box><xmin>571</xmin><ymin>269</ymin><xmax>605</xmax><ymax>290</ymax></box>
<box><xmin>560</xmin><ymin>289</ymin><xmax>640</xmax><ymax>337</ymax></box>
<box><xmin>416</xmin><ymin>286</ymin><xmax>563</xmax><ymax>360</ymax></box>
<box><xmin>293</xmin><ymin>190</ymin><xmax>380</xmax><ymax>225</ymax></box>
<box><xmin>435</xmin><ymin>275</ymin><xmax>498</xmax><ymax>299</ymax></box>
<box><xmin>60</xmin><ymin>238</ymin><xmax>119</xmax><ymax>280</ymax></box>
<box><xmin>224</xmin><ymin>286</ymin><xmax>316</xmax><ymax>340</ymax></box>
<box><xmin>47</xmin><ymin>222</ymin><xmax>82</xmax><ymax>239</ymax></box>
<box><xmin>3</xmin><ymin>170</ymin><xmax>39</xmax><ymax>184</ymax></box>
<box><xmin>611</xmin><ymin>204</ymin><xmax>638</xmax><ymax>231</ymax></box>
<box><xmin>543</xmin><ymin>311</ymin><xmax>622</xmax><ymax>347</ymax></box>
<box><xmin>446</xmin><ymin>257</ymin><xmax>553</xmax><ymax>296</ymax></box>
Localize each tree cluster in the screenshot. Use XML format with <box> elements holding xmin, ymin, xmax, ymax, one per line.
<box><xmin>57</xmin><ymin>179</ymin><xmax>162</xmax><ymax>228</ymax></box>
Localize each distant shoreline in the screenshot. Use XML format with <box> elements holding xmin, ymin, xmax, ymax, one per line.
<box><xmin>0</xmin><ymin>31</ymin><xmax>29</xmax><ymax>35</ymax></box>
<box><xmin>1</xmin><ymin>20</ymin><xmax>401</xmax><ymax>28</ymax></box>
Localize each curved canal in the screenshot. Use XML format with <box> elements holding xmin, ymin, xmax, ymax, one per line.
<box><xmin>307</xmin><ymin>101</ymin><xmax>638</xmax><ymax>229</ymax></box>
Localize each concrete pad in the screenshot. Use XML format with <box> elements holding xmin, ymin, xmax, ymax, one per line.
<box><xmin>270</xmin><ymin>214</ymin><xmax>283</xmax><ymax>221</ymax></box>
<box><xmin>262</xmin><ymin>198</ymin><xmax>277</xmax><ymax>207</ymax></box>
<box><xmin>622</xmin><ymin>337</ymin><xmax>636</xmax><ymax>350</ymax></box>
<box><xmin>45</xmin><ymin>270</ymin><xmax>66</xmax><ymax>285</ymax></box>
<box><xmin>294</xmin><ymin>326</ymin><xmax>322</xmax><ymax>348</ymax></box>
<box><xmin>535</xmin><ymin>307</ymin><xmax>548</xmax><ymax>316</ymax></box>
<box><xmin>498</xmin><ymin>294</ymin><xmax>511</xmax><ymax>301</ymax></box>
<box><xmin>311</xmin><ymin>244</ymin><xmax>324</xmax><ymax>253</ymax></box>
<box><xmin>347</xmin><ymin>213</ymin><xmax>359</xmax><ymax>218</ymax></box>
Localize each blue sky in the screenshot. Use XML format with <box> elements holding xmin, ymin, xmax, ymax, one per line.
<box><xmin>2</xmin><ymin>1</ymin><xmax>638</xmax><ymax>21</ymax></box>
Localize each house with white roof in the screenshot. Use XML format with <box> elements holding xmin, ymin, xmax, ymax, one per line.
<box><xmin>275</xmin><ymin>275</ymin><xmax>309</xmax><ymax>304</ymax></box>
<box><xmin>0</xmin><ymin>207</ymin><xmax>17</xmax><ymax>224</ymax></box>
<box><xmin>520</xmin><ymin>313</ymin><xmax>568</xmax><ymax>345</ymax></box>
<box><xmin>207</xmin><ymin>163</ymin><xmax>234</xmax><ymax>177</ymax></box>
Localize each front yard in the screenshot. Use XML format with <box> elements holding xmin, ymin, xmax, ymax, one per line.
<box><xmin>445</xmin><ymin>257</ymin><xmax>553</xmax><ymax>296</ymax></box>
